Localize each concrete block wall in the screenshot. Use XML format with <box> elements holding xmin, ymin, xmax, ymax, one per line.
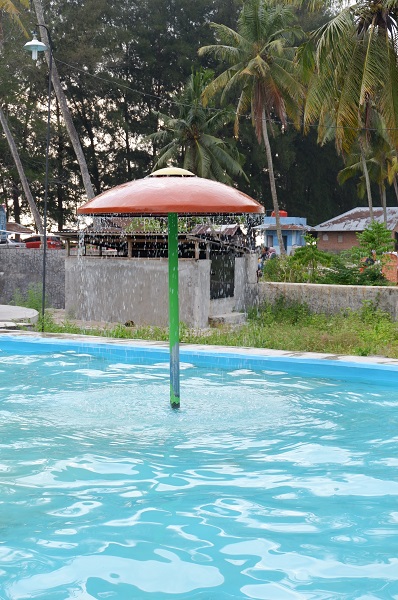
<box><xmin>65</xmin><ymin>257</ymin><xmax>212</xmax><ymax>328</ymax></box>
<box><xmin>66</xmin><ymin>255</ymin><xmax>258</xmax><ymax>327</ymax></box>
<box><xmin>257</xmin><ymin>281</ymin><xmax>398</xmax><ymax>320</ymax></box>
<box><xmin>0</xmin><ymin>248</ymin><xmax>65</xmax><ymax>308</ymax></box>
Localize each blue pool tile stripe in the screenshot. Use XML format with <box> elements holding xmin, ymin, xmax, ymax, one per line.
<box><xmin>1</xmin><ymin>334</ymin><xmax>398</xmax><ymax>386</ymax></box>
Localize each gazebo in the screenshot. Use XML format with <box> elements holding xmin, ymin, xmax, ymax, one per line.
<box><xmin>77</xmin><ymin>168</ymin><xmax>264</xmax><ymax>407</ymax></box>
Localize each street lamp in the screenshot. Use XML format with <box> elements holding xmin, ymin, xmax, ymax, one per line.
<box><xmin>24</xmin><ymin>26</ymin><xmax>53</xmax><ymax>331</ymax></box>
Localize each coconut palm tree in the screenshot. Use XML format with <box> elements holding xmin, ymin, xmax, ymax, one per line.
<box><xmin>0</xmin><ymin>0</ymin><xmax>28</xmax><ymax>34</ymax></box>
<box><xmin>32</xmin><ymin>0</ymin><xmax>95</xmax><ymax>201</ymax></box>
<box><xmin>0</xmin><ymin>0</ymin><xmax>43</xmax><ymax>231</ymax></box>
<box><xmin>302</xmin><ymin>0</ymin><xmax>398</xmax><ymax>163</ymax></box>
<box><xmin>148</xmin><ymin>69</ymin><xmax>248</xmax><ymax>185</ymax></box>
<box><xmin>338</xmin><ymin>114</ymin><xmax>398</xmax><ymax>224</ymax></box>
<box><xmin>198</xmin><ymin>0</ymin><xmax>304</xmax><ymax>254</ymax></box>
<box><xmin>297</xmin><ymin>0</ymin><xmax>398</xmax><ymax>222</ymax></box>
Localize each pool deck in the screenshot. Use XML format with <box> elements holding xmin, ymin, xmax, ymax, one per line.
<box><xmin>0</xmin><ymin>305</ymin><xmax>38</xmax><ymax>329</ymax></box>
<box><xmin>1</xmin><ymin>329</ymin><xmax>398</xmax><ymax>369</ymax></box>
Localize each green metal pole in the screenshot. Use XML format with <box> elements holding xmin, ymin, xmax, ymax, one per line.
<box><xmin>168</xmin><ymin>212</ymin><xmax>180</xmax><ymax>408</ymax></box>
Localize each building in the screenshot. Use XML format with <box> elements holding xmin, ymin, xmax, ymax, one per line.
<box><xmin>255</xmin><ymin>212</ymin><xmax>309</xmax><ymax>254</ymax></box>
<box><xmin>314</xmin><ymin>207</ymin><xmax>398</xmax><ymax>252</ymax></box>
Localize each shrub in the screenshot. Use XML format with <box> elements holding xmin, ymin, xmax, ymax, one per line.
<box><xmin>11</xmin><ymin>284</ymin><xmax>44</xmax><ymax>312</ymax></box>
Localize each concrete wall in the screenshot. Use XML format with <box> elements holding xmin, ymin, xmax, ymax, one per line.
<box><xmin>0</xmin><ymin>248</ymin><xmax>65</xmax><ymax>308</ymax></box>
<box><xmin>66</xmin><ymin>255</ymin><xmax>258</xmax><ymax>328</ymax></box>
<box><xmin>257</xmin><ymin>281</ymin><xmax>398</xmax><ymax>320</ymax></box>
<box><xmin>0</xmin><ymin>251</ymin><xmax>258</xmax><ymax>327</ymax></box>
<box><xmin>7</xmin><ymin>251</ymin><xmax>395</xmax><ymax>326</ymax></box>
<box><xmin>65</xmin><ymin>257</ymin><xmax>212</xmax><ymax>328</ymax></box>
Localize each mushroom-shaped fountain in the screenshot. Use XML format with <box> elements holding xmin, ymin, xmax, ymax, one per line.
<box><xmin>78</xmin><ymin>168</ymin><xmax>264</xmax><ymax>408</ymax></box>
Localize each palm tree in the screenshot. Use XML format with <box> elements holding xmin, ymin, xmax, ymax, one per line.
<box><xmin>199</xmin><ymin>0</ymin><xmax>304</xmax><ymax>254</ymax></box>
<box><xmin>0</xmin><ymin>0</ymin><xmax>43</xmax><ymax>231</ymax></box>
<box><xmin>0</xmin><ymin>107</ymin><xmax>44</xmax><ymax>232</ymax></box>
<box><xmin>338</xmin><ymin>115</ymin><xmax>398</xmax><ymax>224</ymax></box>
<box><xmin>0</xmin><ymin>0</ymin><xmax>28</xmax><ymax>35</ymax></box>
<box><xmin>32</xmin><ymin>0</ymin><xmax>95</xmax><ymax>201</ymax></box>
<box><xmin>302</xmin><ymin>1</ymin><xmax>398</xmax><ymax>179</ymax></box>
<box><xmin>148</xmin><ymin>69</ymin><xmax>248</xmax><ymax>185</ymax></box>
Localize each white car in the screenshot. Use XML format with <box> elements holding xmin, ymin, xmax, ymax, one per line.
<box><xmin>0</xmin><ymin>238</ymin><xmax>26</xmax><ymax>247</ymax></box>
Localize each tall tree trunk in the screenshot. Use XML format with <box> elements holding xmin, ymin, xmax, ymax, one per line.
<box><xmin>56</xmin><ymin>101</ymin><xmax>64</xmax><ymax>230</ymax></box>
<box><xmin>0</xmin><ymin>106</ymin><xmax>43</xmax><ymax>232</ymax></box>
<box><xmin>32</xmin><ymin>0</ymin><xmax>95</xmax><ymax>201</ymax></box>
<box><xmin>12</xmin><ymin>179</ymin><xmax>21</xmax><ymax>224</ymax></box>
<box><xmin>393</xmin><ymin>176</ymin><xmax>398</xmax><ymax>203</ymax></box>
<box><xmin>70</xmin><ymin>95</ymin><xmax>101</xmax><ymax>194</ymax></box>
<box><xmin>123</xmin><ymin>96</ymin><xmax>132</xmax><ymax>179</ymax></box>
<box><xmin>380</xmin><ymin>184</ymin><xmax>387</xmax><ymax>225</ymax></box>
<box><xmin>262</xmin><ymin>110</ymin><xmax>285</xmax><ymax>255</ymax></box>
<box><xmin>360</xmin><ymin>139</ymin><xmax>373</xmax><ymax>221</ymax></box>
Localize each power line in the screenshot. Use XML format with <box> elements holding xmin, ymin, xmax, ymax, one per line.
<box><xmin>54</xmin><ymin>57</ymin><xmax>398</xmax><ymax>134</ymax></box>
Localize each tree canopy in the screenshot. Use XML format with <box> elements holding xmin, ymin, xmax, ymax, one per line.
<box><xmin>0</xmin><ymin>0</ymin><xmax>393</xmax><ymax>232</ymax></box>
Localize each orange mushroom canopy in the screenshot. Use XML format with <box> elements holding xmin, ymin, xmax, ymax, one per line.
<box><xmin>77</xmin><ymin>170</ymin><xmax>264</xmax><ymax>216</ymax></box>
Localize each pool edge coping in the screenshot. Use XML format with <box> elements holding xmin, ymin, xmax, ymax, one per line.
<box><xmin>1</xmin><ymin>330</ymin><xmax>398</xmax><ymax>370</ymax></box>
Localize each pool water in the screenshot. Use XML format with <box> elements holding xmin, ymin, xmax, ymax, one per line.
<box><xmin>1</xmin><ymin>339</ymin><xmax>398</xmax><ymax>599</ymax></box>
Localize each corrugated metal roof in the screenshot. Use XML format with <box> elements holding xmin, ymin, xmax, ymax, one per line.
<box><xmin>191</xmin><ymin>224</ymin><xmax>244</xmax><ymax>236</ymax></box>
<box><xmin>6</xmin><ymin>222</ymin><xmax>34</xmax><ymax>234</ymax></box>
<box><xmin>315</xmin><ymin>207</ymin><xmax>398</xmax><ymax>232</ymax></box>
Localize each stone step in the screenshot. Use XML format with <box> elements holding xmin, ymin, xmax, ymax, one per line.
<box><xmin>208</xmin><ymin>312</ymin><xmax>246</xmax><ymax>327</ymax></box>
<box><xmin>0</xmin><ymin>320</ymin><xmax>34</xmax><ymax>330</ymax></box>
<box><xmin>0</xmin><ymin>321</ymin><xmax>19</xmax><ymax>329</ymax></box>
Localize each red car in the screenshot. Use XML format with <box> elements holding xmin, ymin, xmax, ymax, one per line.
<box><xmin>24</xmin><ymin>235</ymin><xmax>64</xmax><ymax>249</ymax></box>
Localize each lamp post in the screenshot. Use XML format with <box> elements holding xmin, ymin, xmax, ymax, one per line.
<box><xmin>24</xmin><ymin>27</ymin><xmax>53</xmax><ymax>330</ymax></box>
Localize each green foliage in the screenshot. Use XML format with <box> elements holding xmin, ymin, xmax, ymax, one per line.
<box><xmin>2</xmin><ymin>0</ymin><xmax>397</xmax><ymax>233</ymax></box>
<box><xmin>248</xmin><ymin>295</ymin><xmax>312</xmax><ymax>325</ymax></box>
<box><xmin>260</xmin><ymin>236</ymin><xmax>335</xmax><ymax>283</ymax></box>
<box><xmin>261</xmin><ymin>254</ymin><xmax>308</xmax><ymax>282</ymax></box>
<box><xmin>301</xmin><ymin>0</ymin><xmax>398</xmax><ymax>155</ymax></box>
<box><xmin>36</xmin><ymin>297</ymin><xmax>398</xmax><ymax>359</ymax></box>
<box><xmin>125</xmin><ymin>218</ymin><xmax>168</xmax><ymax>234</ymax></box>
<box><xmin>260</xmin><ymin>225</ymin><xmax>394</xmax><ymax>286</ymax></box>
<box><xmin>11</xmin><ymin>284</ymin><xmax>43</xmax><ymax>312</ymax></box>
<box><xmin>320</xmin><ymin>254</ymin><xmax>388</xmax><ymax>286</ymax></box>
<box><xmin>147</xmin><ymin>68</ymin><xmax>247</xmax><ymax>184</ymax></box>
<box><xmin>290</xmin><ymin>234</ymin><xmax>332</xmax><ymax>282</ymax></box>
<box><xmin>356</xmin><ymin>221</ymin><xmax>395</xmax><ymax>259</ymax></box>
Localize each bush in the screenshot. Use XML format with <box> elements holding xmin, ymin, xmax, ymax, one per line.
<box><xmin>259</xmin><ymin>224</ymin><xmax>393</xmax><ymax>286</ymax></box>
<box><xmin>11</xmin><ymin>284</ymin><xmax>44</xmax><ymax>312</ymax></box>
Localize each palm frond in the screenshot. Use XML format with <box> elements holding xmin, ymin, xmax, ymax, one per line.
<box><xmin>201</xmin><ymin>67</ymin><xmax>239</xmax><ymax>105</ymax></box>
<box><xmin>338</xmin><ymin>160</ymin><xmax>363</xmax><ymax>184</ymax></box>
<box><xmin>198</xmin><ymin>44</ymin><xmax>242</xmax><ymax>66</ymax></box>
<box><xmin>153</xmin><ymin>143</ymin><xmax>180</xmax><ymax>169</ymax></box>
<box><xmin>207</xmin><ymin>22</ymin><xmax>246</xmax><ymax>48</ymax></box>
<box><xmin>379</xmin><ymin>37</ymin><xmax>398</xmax><ymax>149</ymax></box>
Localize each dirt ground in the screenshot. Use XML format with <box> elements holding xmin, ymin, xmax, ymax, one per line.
<box><xmin>49</xmin><ymin>309</ymin><xmax>121</xmax><ymax>331</ymax></box>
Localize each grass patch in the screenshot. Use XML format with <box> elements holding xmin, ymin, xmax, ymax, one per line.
<box><xmin>27</xmin><ymin>297</ymin><xmax>398</xmax><ymax>359</ymax></box>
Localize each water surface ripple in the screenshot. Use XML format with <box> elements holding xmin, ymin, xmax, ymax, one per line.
<box><xmin>0</xmin><ymin>350</ymin><xmax>397</xmax><ymax>598</ymax></box>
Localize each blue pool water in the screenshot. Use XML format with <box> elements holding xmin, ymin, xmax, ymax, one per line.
<box><xmin>1</xmin><ymin>336</ymin><xmax>398</xmax><ymax>599</ymax></box>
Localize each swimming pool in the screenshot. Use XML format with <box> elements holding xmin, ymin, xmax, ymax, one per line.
<box><xmin>1</xmin><ymin>334</ymin><xmax>398</xmax><ymax>599</ymax></box>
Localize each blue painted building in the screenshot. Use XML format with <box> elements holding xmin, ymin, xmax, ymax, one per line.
<box><xmin>255</xmin><ymin>212</ymin><xmax>309</xmax><ymax>255</ymax></box>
